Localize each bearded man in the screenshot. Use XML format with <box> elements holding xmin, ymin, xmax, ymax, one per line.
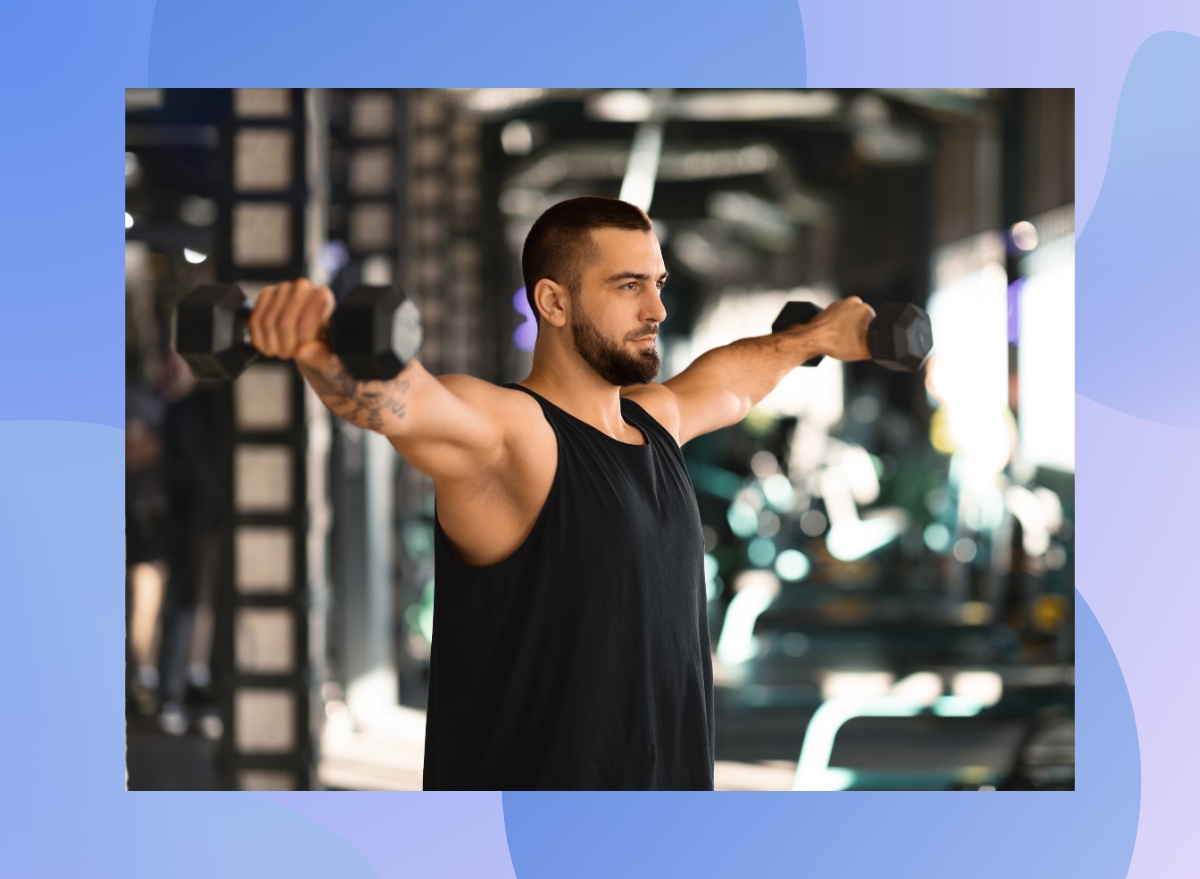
<box><xmin>247</xmin><ymin>196</ymin><xmax>874</xmax><ymax>790</ymax></box>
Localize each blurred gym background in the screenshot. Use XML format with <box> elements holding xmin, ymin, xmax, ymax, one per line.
<box><xmin>124</xmin><ymin>88</ymin><xmax>1074</xmax><ymax>791</ymax></box>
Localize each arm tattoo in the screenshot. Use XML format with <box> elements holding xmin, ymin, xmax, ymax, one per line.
<box><xmin>302</xmin><ymin>364</ymin><xmax>411</xmax><ymax>432</ymax></box>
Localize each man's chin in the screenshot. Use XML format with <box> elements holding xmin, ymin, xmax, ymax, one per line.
<box><xmin>626</xmin><ymin>354</ymin><xmax>661</xmax><ymax>386</ymax></box>
<box><xmin>642</xmin><ymin>357</ymin><xmax>661</xmax><ymax>381</ymax></box>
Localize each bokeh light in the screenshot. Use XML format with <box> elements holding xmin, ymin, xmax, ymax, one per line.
<box><xmin>774</xmin><ymin>549</ymin><xmax>810</xmax><ymax>581</ymax></box>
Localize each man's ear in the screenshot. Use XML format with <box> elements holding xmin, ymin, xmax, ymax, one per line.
<box><xmin>534</xmin><ymin>279</ymin><xmax>569</xmax><ymax>328</ymax></box>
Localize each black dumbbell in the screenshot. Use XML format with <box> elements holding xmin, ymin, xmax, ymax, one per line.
<box><xmin>172</xmin><ymin>282</ymin><xmax>422</xmax><ymax>381</ymax></box>
<box><xmin>771</xmin><ymin>300</ymin><xmax>932</xmax><ymax>372</ymax></box>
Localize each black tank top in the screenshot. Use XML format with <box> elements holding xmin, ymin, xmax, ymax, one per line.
<box><xmin>423</xmin><ymin>385</ymin><xmax>715</xmax><ymax>790</ymax></box>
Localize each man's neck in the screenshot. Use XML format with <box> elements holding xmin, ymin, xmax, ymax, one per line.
<box><xmin>522</xmin><ymin>344</ymin><xmax>632</xmax><ymax>441</ymax></box>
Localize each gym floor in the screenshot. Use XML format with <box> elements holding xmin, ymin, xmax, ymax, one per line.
<box><xmin>125</xmin><ymin>682</ymin><xmax>1036</xmax><ymax>792</ymax></box>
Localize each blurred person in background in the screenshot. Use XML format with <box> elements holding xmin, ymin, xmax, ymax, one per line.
<box><xmin>154</xmin><ymin>351</ymin><xmax>223</xmax><ymax>739</ymax></box>
<box><xmin>126</xmin><ymin>382</ymin><xmax>168</xmax><ymax>717</ymax></box>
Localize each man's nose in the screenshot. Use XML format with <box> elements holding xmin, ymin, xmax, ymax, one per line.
<box><xmin>642</xmin><ymin>289</ymin><xmax>667</xmax><ymax>325</ymax></box>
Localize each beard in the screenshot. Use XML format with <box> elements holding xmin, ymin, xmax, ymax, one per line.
<box><xmin>570</xmin><ymin>306</ymin><xmax>661</xmax><ymax>387</ymax></box>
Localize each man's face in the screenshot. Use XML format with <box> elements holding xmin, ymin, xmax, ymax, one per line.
<box><xmin>570</xmin><ymin>228</ymin><xmax>668</xmax><ymax>387</ymax></box>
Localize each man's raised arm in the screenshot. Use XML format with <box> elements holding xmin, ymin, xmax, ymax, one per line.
<box><xmin>627</xmin><ymin>297</ymin><xmax>876</xmax><ymax>446</ymax></box>
<box><xmin>249</xmin><ymin>278</ymin><xmax>505</xmax><ymax>481</ymax></box>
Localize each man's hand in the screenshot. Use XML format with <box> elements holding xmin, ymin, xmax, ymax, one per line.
<box><xmin>246</xmin><ymin>278</ymin><xmax>339</xmax><ymax>372</ymax></box>
<box><xmin>801</xmin><ymin>296</ymin><xmax>876</xmax><ymax>363</ymax></box>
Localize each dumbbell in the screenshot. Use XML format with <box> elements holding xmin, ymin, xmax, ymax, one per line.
<box><xmin>771</xmin><ymin>300</ymin><xmax>932</xmax><ymax>372</ymax></box>
<box><xmin>173</xmin><ymin>282</ymin><xmax>422</xmax><ymax>381</ymax></box>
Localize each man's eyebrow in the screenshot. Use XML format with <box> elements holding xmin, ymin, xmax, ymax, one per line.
<box><xmin>603</xmin><ymin>271</ymin><xmax>670</xmax><ymax>284</ymax></box>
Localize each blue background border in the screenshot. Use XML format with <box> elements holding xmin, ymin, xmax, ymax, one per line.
<box><xmin>3</xmin><ymin>2</ymin><xmax>1197</xmax><ymax>875</ymax></box>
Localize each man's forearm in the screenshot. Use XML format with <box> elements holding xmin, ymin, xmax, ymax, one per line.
<box><xmin>297</xmin><ymin>359</ymin><xmax>412</xmax><ymax>435</ymax></box>
<box><xmin>656</xmin><ymin>326</ymin><xmax>821</xmax><ymax>444</ymax></box>
<box><xmin>686</xmin><ymin>327</ymin><xmax>819</xmax><ymax>416</ymax></box>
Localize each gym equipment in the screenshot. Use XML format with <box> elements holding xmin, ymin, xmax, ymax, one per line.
<box><xmin>173</xmin><ymin>282</ymin><xmax>422</xmax><ymax>381</ymax></box>
<box><xmin>772</xmin><ymin>301</ymin><xmax>933</xmax><ymax>372</ymax></box>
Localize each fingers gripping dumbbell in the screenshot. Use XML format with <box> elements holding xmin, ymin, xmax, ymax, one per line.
<box><xmin>172</xmin><ymin>282</ymin><xmax>422</xmax><ymax>381</ymax></box>
<box><xmin>772</xmin><ymin>301</ymin><xmax>933</xmax><ymax>372</ymax></box>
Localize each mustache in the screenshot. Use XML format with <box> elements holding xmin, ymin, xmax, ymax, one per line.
<box><xmin>626</xmin><ymin>324</ymin><xmax>659</xmax><ymax>341</ymax></box>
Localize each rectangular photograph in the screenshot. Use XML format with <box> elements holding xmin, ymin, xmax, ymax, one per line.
<box><xmin>124</xmin><ymin>88</ymin><xmax>1075</xmax><ymax>791</ymax></box>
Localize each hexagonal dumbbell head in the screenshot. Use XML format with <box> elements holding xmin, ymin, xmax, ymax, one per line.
<box><xmin>173</xmin><ymin>283</ymin><xmax>258</xmax><ymax>380</ymax></box>
<box><xmin>866</xmin><ymin>302</ymin><xmax>933</xmax><ymax>372</ymax></box>
<box><xmin>771</xmin><ymin>301</ymin><xmax>825</xmax><ymax>367</ymax></box>
<box><xmin>330</xmin><ymin>284</ymin><xmax>423</xmax><ymax>381</ymax></box>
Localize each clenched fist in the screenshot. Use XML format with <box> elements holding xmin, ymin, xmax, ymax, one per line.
<box><xmin>809</xmin><ymin>297</ymin><xmax>875</xmax><ymax>363</ymax></box>
<box><xmin>246</xmin><ymin>278</ymin><xmax>336</xmax><ymax>365</ymax></box>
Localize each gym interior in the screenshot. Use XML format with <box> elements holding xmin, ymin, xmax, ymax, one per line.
<box><xmin>124</xmin><ymin>88</ymin><xmax>1075</xmax><ymax>791</ymax></box>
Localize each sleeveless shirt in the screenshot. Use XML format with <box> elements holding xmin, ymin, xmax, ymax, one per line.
<box><xmin>422</xmin><ymin>385</ymin><xmax>715</xmax><ymax>790</ymax></box>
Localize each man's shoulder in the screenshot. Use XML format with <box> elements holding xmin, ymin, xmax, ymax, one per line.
<box><xmin>620</xmin><ymin>382</ymin><xmax>682</xmax><ymax>443</ymax></box>
<box><xmin>438</xmin><ymin>375</ymin><xmax>541</xmax><ymax>416</ymax></box>
<box><xmin>415</xmin><ymin>374</ymin><xmax>549</xmax><ymax>462</ymax></box>
<box><xmin>619</xmin><ymin>380</ymin><xmax>673</xmax><ymax>411</ymax></box>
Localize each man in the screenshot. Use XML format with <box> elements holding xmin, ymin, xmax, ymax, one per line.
<box><xmin>247</xmin><ymin>196</ymin><xmax>874</xmax><ymax>790</ymax></box>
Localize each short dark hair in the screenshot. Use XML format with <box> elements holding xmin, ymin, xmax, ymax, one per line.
<box><xmin>521</xmin><ymin>196</ymin><xmax>652</xmax><ymax>327</ymax></box>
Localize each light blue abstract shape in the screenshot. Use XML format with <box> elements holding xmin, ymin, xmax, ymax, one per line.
<box><xmin>118</xmin><ymin>796</ymin><xmax>381</xmax><ymax>877</ymax></box>
<box><xmin>0</xmin><ymin>421</ymin><xmax>376</xmax><ymax>878</ymax></box>
<box><xmin>0</xmin><ymin>0</ymin><xmax>157</xmax><ymax>427</ymax></box>
<box><xmin>1078</xmin><ymin>32</ymin><xmax>1200</xmax><ymax>428</ymax></box>
<box><xmin>148</xmin><ymin>1</ymin><xmax>807</xmax><ymax>86</ymax></box>
<box><xmin>257</xmin><ymin>792</ymin><xmax>517</xmax><ymax>878</ymax></box>
<box><xmin>1076</xmin><ymin>392</ymin><xmax>1200</xmax><ymax>879</ymax></box>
